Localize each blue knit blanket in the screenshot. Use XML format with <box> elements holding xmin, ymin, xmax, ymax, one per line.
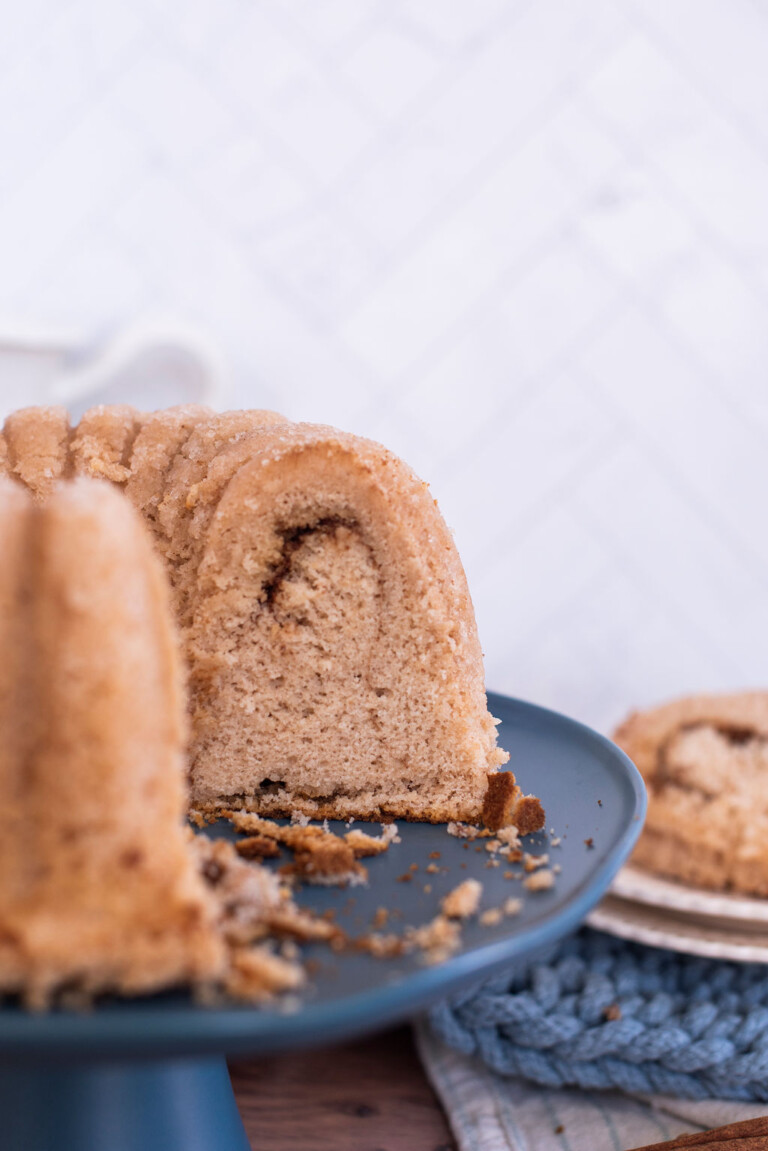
<box><xmin>428</xmin><ymin>929</ymin><xmax>768</xmax><ymax>1102</ymax></box>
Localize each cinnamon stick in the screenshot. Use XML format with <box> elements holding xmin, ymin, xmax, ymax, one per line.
<box><xmin>627</xmin><ymin>1115</ymin><xmax>768</xmax><ymax>1151</ymax></box>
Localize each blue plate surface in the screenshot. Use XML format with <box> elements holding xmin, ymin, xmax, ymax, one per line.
<box><xmin>0</xmin><ymin>694</ymin><xmax>645</xmax><ymax>1061</ymax></box>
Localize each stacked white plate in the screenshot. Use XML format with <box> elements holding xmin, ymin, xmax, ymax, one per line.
<box><xmin>588</xmin><ymin>866</ymin><xmax>768</xmax><ymax>963</ymax></box>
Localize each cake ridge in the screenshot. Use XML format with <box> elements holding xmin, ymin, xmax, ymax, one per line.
<box><xmin>0</xmin><ymin>476</ymin><xmax>224</xmax><ymax>1002</ymax></box>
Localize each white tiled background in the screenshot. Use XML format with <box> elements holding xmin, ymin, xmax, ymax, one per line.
<box><xmin>1</xmin><ymin>0</ymin><xmax>766</xmax><ymax>734</ymax></box>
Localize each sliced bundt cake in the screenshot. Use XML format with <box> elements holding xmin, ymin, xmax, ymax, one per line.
<box><xmin>1</xmin><ymin>406</ymin><xmax>534</xmax><ymax>829</ymax></box>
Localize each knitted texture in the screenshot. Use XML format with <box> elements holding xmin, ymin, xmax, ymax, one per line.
<box><xmin>428</xmin><ymin>930</ymin><xmax>768</xmax><ymax>1101</ymax></box>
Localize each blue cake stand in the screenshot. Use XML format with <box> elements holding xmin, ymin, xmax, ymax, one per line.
<box><xmin>0</xmin><ymin>694</ymin><xmax>646</xmax><ymax>1150</ymax></box>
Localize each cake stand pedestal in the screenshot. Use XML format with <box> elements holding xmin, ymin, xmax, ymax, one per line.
<box><xmin>0</xmin><ymin>1056</ymin><xmax>250</xmax><ymax>1151</ymax></box>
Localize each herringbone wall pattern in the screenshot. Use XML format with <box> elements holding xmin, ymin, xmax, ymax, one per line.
<box><xmin>1</xmin><ymin>0</ymin><xmax>766</xmax><ymax>731</ymax></box>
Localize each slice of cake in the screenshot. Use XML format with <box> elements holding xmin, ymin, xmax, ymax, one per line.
<box><xmin>614</xmin><ymin>691</ymin><xmax>768</xmax><ymax>895</ymax></box>
<box><xmin>173</xmin><ymin>421</ymin><xmax>509</xmax><ymax>822</ymax></box>
<box><xmin>0</xmin><ymin>478</ymin><xmax>225</xmax><ymax>1003</ymax></box>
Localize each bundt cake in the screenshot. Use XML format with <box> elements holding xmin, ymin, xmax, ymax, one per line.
<box><xmin>614</xmin><ymin>691</ymin><xmax>768</xmax><ymax>895</ymax></box>
<box><xmin>0</xmin><ymin>477</ymin><xmax>224</xmax><ymax>1002</ymax></box>
<box><xmin>1</xmin><ymin>405</ymin><xmax>532</xmax><ymax>828</ymax></box>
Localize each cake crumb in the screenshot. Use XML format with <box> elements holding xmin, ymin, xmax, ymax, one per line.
<box><xmin>235</xmin><ymin>835</ymin><xmax>281</xmax><ymax>860</ymax></box>
<box><xmin>423</xmin><ymin>884</ymin><xmax>432</xmax><ymax>894</ymax></box>
<box><xmin>225</xmin><ymin>946</ymin><xmax>305</xmax><ymax>1002</ymax></box>
<box><xmin>426</xmin><ymin>863</ymin><xmax>440</xmax><ymax>874</ymax></box>
<box><xmin>523</xmin><ymin>853</ymin><xmax>549</xmax><ymax>873</ymax></box>
<box><xmin>372</xmin><ymin>907</ymin><xmax>389</xmax><ymax>929</ymax></box>
<box><xmin>447</xmin><ymin>821</ymin><xmax>490</xmax><ymax>840</ymax></box>
<box><xmin>429</xmin><ymin>851</ymin><xmax>441</xmax><ymax>860</ymax></box>
<box><xmin>226</xmin><ymin>812</ymin><xmax>368</xmax><ymax>886</ymax></box>
<box><xmin>482</xmin><ymin>772</ymin><xmax>518</xmax><ymax>831</ymax></box>
<box><xmin>504</xmin><ymin>897</ymin><xmax>522</xmax><ymax>916</ymax></box>
<box><xmin>584</xmin><ymin>838</ymin><xmax>594</xmax><ymax>849</ymax></box>
<box><xmin>345</xmin><ymin>823</ymin><xmax>399</xmax><ymax>857</ymax></box>
<box><xmin>263</xmin><ymin>906</ymin><xmax>338</xmax><ymax>943</ymax></box>
<box><xmin>441</xmin><ymin>879</ymin><xmax>482</xmax><ymax>919</ymax></box>
<box><xmin>550</xmin><ymin>836</ymin><xmax>561</xmax><ymax>848</ymax></box>
<box><xmin>482</xmin><ymin>772</ymin><xmax>546</xmax><ymax>834</ymax></box>
<box><xmin>479</xmin><ymin>908</ymin><xmax>503</xmax><ymax>927</ymax></box>
<box><xmin>523</xmin><ymin>869</ymin><xmax>555</xmax><ymax>892</ymax></box>
<box><xmin>286</xmin><ymin>837</ymin><xmax>367</xmax><ymax>887</ymax></box>
<box><xmin>497</xmin><ymin>825</ymin><xmax>521</xmax><ymax>849</ymax></box>
<box><xmin>356</xmin><ymin>932</ymin><xmax>404</xmax><ymax>959</ymax></box>
<box><xmin>406</xmin><ymin>915</ymin><xmax>461</xmax><ymax>964</ymax></box>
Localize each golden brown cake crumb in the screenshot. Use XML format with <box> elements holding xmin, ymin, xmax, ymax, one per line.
<box><xmin>405</xmin><ymin>916</ymin><xmax>461</xmax><ymax>964</ymax></box>
<box><xmin>512</xmin><ymin>795</ymin><xmax>546</xmax><ymax>835</ymax></box>
<box><xmin>482</xmin><ymin>772</ymin><xmax>546</xmax><ymax>834</ymax></box>
<box><xmin>482</xmin><ymin>771</ymin><xmax>518</xmax><ymax>831</ymax></box>
<box><xmin>441</xmin><ymin>879</ymin><xmax>482</xmax><ymax>919</ymax></box>
<box><xmin>235</xmin><ymin>836</ymin><xmax>281</xmax><ymax>860</ymax></box>
<box><xmin>523</xmin><ymin>869</ymin><xmax>555</xmax><ymax>892</ymax></box>
<box><xmin>446</xmin><ymin>821</ymin><xmax>491</xmax><ymax>839</ymax></box>
<box><xmin>346</xmin><ymin>825</ymin><xmax>400</xmax><ymax>856</ymax></box>
<box><xmin>224</xmin><ymin>946</ymin><xmax>305</xmax><ymax>1002</ymax></box>
<box><xmin>262</xmin><ymin>906</ymin><xmax>339</xmax><ymax>943</ymax></box>
<box><xmin>372</xmin><ymin>907</ymin><xmax>389</xmax><ymax>929</ymax></box>
<box><xmin>355</xmin><ymin>933</ymin><xmax>404</xmax><ymax>958</ymax></box>
<box><xmin>286</xmin><ymin>839</ymin><xmax>367</xmax><ymax>888</ymax></box>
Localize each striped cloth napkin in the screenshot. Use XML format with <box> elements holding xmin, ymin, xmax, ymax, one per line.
<box><xmin>415</xmin><ymin>1023</ymin><xmax>766</xmax><ymax>1151</ymax></box>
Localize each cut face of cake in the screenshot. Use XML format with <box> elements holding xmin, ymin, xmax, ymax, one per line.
<box><xmin>0</xmin><ymin>478</ymin><xmax>224</xmax><ymax>1003</ymax></box>
<box><xmin>614</xmin><ymin>691</ymin><xmax>768</xmax><ymax>896</ymax></box>
<box><xmin>176</xmin><ymin>422</ymin><xmax>509</xmax><ymax>821</ymax></box>
<box><xmin>1</xmin><ymin>407</ymin><xmax>532</xmax><ymax>829</ymax></box>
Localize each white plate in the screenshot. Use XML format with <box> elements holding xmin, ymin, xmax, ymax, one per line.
<box><xmin>588</xmin><ymin>894</ymin><xmax>768</xmax><ymax>964</ymax></box>
<box><xmin>610</xmin><ymin>865</ymin><xmax>768</xmax><ymax>924</ymax></box>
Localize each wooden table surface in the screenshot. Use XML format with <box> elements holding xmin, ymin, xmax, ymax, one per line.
<box><xmin>230</xmin><ymin>1025</ymin><xmax>456</xmax><ymax>1151</ymax></box>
